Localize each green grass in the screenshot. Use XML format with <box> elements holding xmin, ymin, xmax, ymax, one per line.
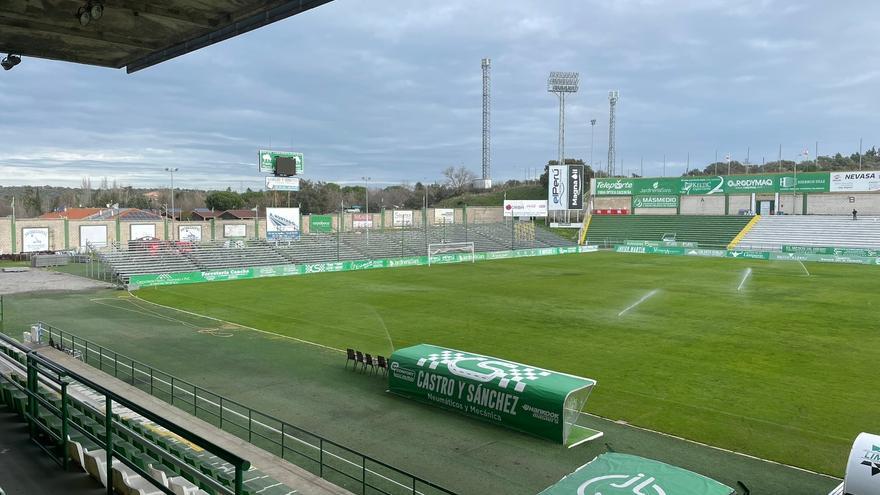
<box><xmin>436</xmin><ymin>184</ymin><xmax>544</xmax><ymax>207</ymax></box>
<box><xmin>135</xmin><ymin>252</ymin><xmax>880</xmax><ymax>476</ymax></box>
<box><xmin>0</xmin><ymin>285</ymin><xmax>839</xmax><ymax>494</ymax></box>
<box><xmin>0</xmin><ymin>260</ymin><xmax>28</xmax><ymax>267</ymax></box>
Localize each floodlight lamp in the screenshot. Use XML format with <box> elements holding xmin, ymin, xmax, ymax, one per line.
<box><xmin>547</xmin><ymin>71</ymin><xmax>580</xmax><ymax>93</ymax></box>
<box><xmin>76</xmin><ymin>2</ymin><xmax>103</xmax><ymax>26</ymax></box>
<box><xmin>1</xmin><ymin>54</ymin><xmax>21</xmax><ymax>71</ymax></box>
<box><xmin>90</xmin><ymin>3</ymin><xmax>103</xmax><ymax>20</ymax></box>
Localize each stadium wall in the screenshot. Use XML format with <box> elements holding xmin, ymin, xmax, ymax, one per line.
<box><xmin>0</xmin><ymin>207</ymin><xmax>507</xmax><ymax>254</ymax></box>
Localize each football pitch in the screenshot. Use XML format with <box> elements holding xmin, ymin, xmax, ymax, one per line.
<box><xmin>2</xmin><ymin>251</ymin><xmax>875</xmax><ymax>493</ymax></box>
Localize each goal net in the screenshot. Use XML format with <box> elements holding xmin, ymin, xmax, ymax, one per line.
<box><xmin>427</xmin><ymin>242</ymin><xmax>475</xmax><ymax>266</ymax></box>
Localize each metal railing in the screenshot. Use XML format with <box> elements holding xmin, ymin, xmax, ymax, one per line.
<box><xmin>37</xmin><ymin>322</ymin><xmax>456</xmax><ymax>495</ymax></box>
<box><xmin>0</xmin><ymin>332</ymin><xmax>249</xmax><ymax>495</ymax></box>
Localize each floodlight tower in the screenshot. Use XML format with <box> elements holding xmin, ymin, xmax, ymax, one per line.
<box><xmin>548</xmin><ymin>72</ymin><xmax>580</xmax><ymax>169</ymax></box>
<box><xmin>480</xmin><ymin>58</ymin><xmax>492</xmax><ymax>189</ymax></box>
<box><xmin>607</xmin><ymin>90</ymin><xmax>619</xmax><ymax>176</ymax></box>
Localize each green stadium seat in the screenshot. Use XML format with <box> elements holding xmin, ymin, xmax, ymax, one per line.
<box><xmin>585</xmin><ymin>215</ymin><xmax>751</xmax><ymax>249</ymax></box>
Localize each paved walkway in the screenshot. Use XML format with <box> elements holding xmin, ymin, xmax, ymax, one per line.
<box><xmin>36</xmin><ymin>346</ymin><xmax>353</xmax><ymax>495</ymax></box>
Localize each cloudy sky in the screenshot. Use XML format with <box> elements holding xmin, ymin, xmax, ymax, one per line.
<box><xmin>0</xmin><ymin>0</ymin><xmax>877</xmax><ymax>190</ymax></box>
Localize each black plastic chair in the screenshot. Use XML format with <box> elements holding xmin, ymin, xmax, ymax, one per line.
<box><xmin>376</xmin><ymin>356</ymin><xmax>388</xmax><ymax>376</ymax></box>
<box><xmin>345</xmin><ymin>348</ymin><xmax>356</xmax><ymax>370</ymax></box>
<box><xmin>355</xmin><ymin>351</ymin><xmax>367</xmax><ymax>372</ymax></box>
<box><xmin>364</xmin><ymin>353</ymin><xmax>376</xmax><ymax>374</ymax></box>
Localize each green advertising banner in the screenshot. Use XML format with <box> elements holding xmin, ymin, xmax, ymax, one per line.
<box><xmin>625</xmin><ymin>240</ymin><xmax>697</xmax><ymax>248</ymax></box>
<box><xmin>309</xmin><ymin>215</ymin><xmax>333</xmax><ymax>233</ymax></box>
<box><xmin>782</xmin><ymin>245</ymin><xmax>880</xmax><ymax>257</ymax></box>
<box><xmin>128</xmin><ymin>246</ymin><xmax>594</xmax><ymax>289</ymax></box>
<box><xmin>387</xmin><ymin>344</ymin><xmax>599</xmax><ymax>446</ymax></box>
<box><xmin>633</xmin><ymin>195</ymin><xmax>679</xmax><ymax>208</ymax></box>
<box><xmin>595</xmin><ymin>173</ymin><xmax>831</xmax><ymax>196</ymax></box>
<box><xmin>614</xmin><ymin>244</ymin><xmax>880</xmax><ymax>266</ymax></box>
<box><xmin>538</xmin><ymin>453</ymin><xmax>735</xmax><ymax>495</ymax></box>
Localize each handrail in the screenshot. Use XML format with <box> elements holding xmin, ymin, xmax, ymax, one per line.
<box><xmin>0</xmin><ymin>332</ymin><xmax>248</xmax><ymax>495</ymax></box>
<box><xmin>33</xmin><ymin>322</ymin><xmax>457</xmax><ymax>495</ymax></box>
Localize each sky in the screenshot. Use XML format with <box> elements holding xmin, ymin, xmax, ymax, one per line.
<box><xmin>0</xmin><ymin>0</ymin><xmax>878</xmax><ymax>190</ymax></box>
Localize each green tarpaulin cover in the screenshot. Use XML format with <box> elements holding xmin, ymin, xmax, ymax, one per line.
<box><xmin>538</xmin><ymin>453</ymin><xmax>735</xmax><ymax>495</ymax></box>
<box><xmin>388</xmin><ymin>344</ymin><xmax>600</xmax><ymax>446</ymax></box>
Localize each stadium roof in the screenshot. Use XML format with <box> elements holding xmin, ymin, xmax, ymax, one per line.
<box><xmin>0</xmin><ymin>0</ymin><xmax>332</xmax><ymax>73</ymax></box>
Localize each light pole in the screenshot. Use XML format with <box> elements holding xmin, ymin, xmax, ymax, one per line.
<box><xmin>547</xmin><ymin>72</ymin><xmax>580</xmax><ymax>169</ymax></box>
<box><xmin>164</xmin><ymin>167</ymin><xmax>178</xmax><ymax>240</ymax></box>
<box><xmin>725</xmin><ymin>153</ymin><xmax>731</xmax><ymax>175</ymax></box>
<box><xmin>589</xmin><ymin>119</ymin><xmax>597</xmax><ymax>167</ymax></box>
<box><xmin>361</xmin><ymin>176</ymin><xmax>371</xmax><ymax>215</ymax></box>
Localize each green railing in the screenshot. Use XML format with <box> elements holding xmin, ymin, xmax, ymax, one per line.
<box><xmin>0</xmin><ymin>332</ymin><xmax>249</xmax><ymax>495</ymax></box>
<box><xmin>36</xmin><ymin>322</ymin><xmax>457</xmax><ymax>495</ymax></box>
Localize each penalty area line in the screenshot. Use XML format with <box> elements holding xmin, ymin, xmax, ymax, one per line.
<box><xmin>126</xmin><ymin>292</ymin><xmax>345</xmax><ymax>354</ymax></box>
<box><xmin>618</xmin><ymin>289</ymin><xmax>659</xmax><ymax>317</ymax></box>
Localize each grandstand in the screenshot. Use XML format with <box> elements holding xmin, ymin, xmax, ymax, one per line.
<box><xmin>92</xmin><ymin>221</ymin><xmax>575</xmax><ymax>285</ymax></box>
<box><xmin>583</xmin><ymin>215</ymin><xmax>752</xmax><ymax>248</ymax></box>
<box><xmin>736</xmin><ymin>215</ymin><xmax>880</xmax><ymax>251</ymax></box>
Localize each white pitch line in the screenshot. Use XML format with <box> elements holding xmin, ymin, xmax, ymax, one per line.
<box><xmin>618</xmin><ymin>289</ymin><xmax>658</xmax><ymax>317</ymax></box>
<box><xmin>798</xmin><ymin>260</ymin><xmax>811</xmax><ymax>276</ymax></box>
<box><xmin>127</xmin><ymin>292</ymin><xmax>345</xmax><ymax>354</ymax></box>
<box><xmin>737</xmin><ymin>267</ymin><xmax>752</xmax><ymax>292</ymax></box>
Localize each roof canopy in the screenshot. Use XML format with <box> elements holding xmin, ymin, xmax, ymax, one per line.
<box><xmin>0</xmin><ymin>0</ymin><xmax>332</xmax><ymax>73</ymax></box>
<box><xmin>538</xmin><ymin>453</ymin><xmax>735</xmax><ymax>495</ymax></box>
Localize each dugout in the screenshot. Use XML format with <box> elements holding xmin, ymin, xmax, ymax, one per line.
<box><xmin>387</xmin><ymin>344</ymin><xmax>601</xmax><ymax>447</ymax></box>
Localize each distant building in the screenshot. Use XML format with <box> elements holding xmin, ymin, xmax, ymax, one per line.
<box><xmin>39</xmin><ymin>207</ymin><xmax>162</xmax><ymax>221</ymax></box>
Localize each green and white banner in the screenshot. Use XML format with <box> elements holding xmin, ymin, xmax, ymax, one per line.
<box><xmin>388</xmin><ymin>344</ymin><xmax>598</xmax><ymax>445</ymax></box>
<box><xmin>596</xmin><ymin>172</ymin><xmax>831</xmax><ymax>196</ymax></box>
<box><xmin>128</xmin><ymin>246</ymin><xmax>595</xmax><ymax>289</ymax></box>
<box><xmin>538</xmin><ymin>453</ymin><xmax>734</xmax><ymax>495</ymax></box>
<box><xmin>782</xmin><ymin>245</ymin><xmax>880</xmax><ymax>257</ymax></box>
<box><xmin>624</xmin><ymin>240</ymin><xmax>697</xmax><ymax>248</ymax></box>
<box><xmin>309</xmin><ymin>215</ymin><xmax>333</xmax><ymax>233</ymax></box>
<box><xmin>633</xmin><ymin>195</ymin><xmax>679</xmax><ymax>208</ymax></box>
<box><xmin>614</xmin><ymin>244</ymin><xmax>880</xmax><ymax>266</ymax></box>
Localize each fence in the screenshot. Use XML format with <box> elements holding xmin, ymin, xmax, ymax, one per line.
<box><xmin>36</xmin><ymin>322</ymin><xmax>456</xmax><ymax>495</ymax></box>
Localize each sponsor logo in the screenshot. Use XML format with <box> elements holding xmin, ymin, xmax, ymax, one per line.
<box><xmin>521</xmin><ymin>404</ymin><xmax>560</xmax><ymax>424</ymax></box>
<box><xmin>726</xmin><ymin>178</ymin><xmax>774</xmax><ymax>189</ymax></box>
<box><xmin>861</xmin><ymin>445</ymin><xmax>880</xmax><ymax>476</ymax></box>
<box><xmin>597</xmin><ymin>180</ymin><xmax>632</xmax><ymax>191</ymax></box>
<box><xmin>551</xmin><ymin>168</ymin><xmax>566</xmax><ymax>205</ymax></box>
<box><xmin>416</xmin><ymin>349</ymin><xmax>551</xmax><ymax>393</ymax></box>
<box><xmin>390</xmin><ymin>362</ymin><xmax>416</xmax><ymax>382</ymax></box>
<box><xmin>844</xmin><ymin>172</ymin><xmax>877</xmax><ymax>180</ymax></box>
<box><xmin>576</xmin><ymin>473</ymin><xmax>667</xmax><ymax>495</ymax></box>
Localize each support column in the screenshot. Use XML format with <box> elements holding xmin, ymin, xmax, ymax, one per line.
<box><xmin>802</xmin><ymin>193</ymin><xmax>808</xmax><ymax>215</ymax></box>
<box><xmin>210</xmin><ymin>218</ymin><xmax>216</xmax><ymax>241</ymax></box>
<box><xmin>63</xmin><ymin>218</ymin><xmax>70</xmax><ymax>250</ymax></box>
<box><xmin>116</xmin><ymin>218</ymin><xmax>122</xmax><ymax>245</ymax></box>
<box><xmin>724</xmin><ymin>195</ymin><xmax>730</xmax><ymax>215</ymax></box>
<box><xmin>11</xmin><ymin>216</ymin><xmax>16</xmax><ymax>253</ymax></box>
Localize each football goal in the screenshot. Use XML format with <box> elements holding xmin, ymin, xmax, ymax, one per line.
<box><xmin>427</xmin><ymin>242</ymin><xmax>475</xmax><ymax>266</ymax></box>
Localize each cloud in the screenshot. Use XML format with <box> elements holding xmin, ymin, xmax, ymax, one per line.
<box><xmin>0</xmin><ymin>0</ymin><xmax>877</xmax><ymax>186</ymax></box>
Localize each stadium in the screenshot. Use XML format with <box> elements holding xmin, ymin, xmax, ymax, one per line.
<box><xmin>1</xmin><ymin>2</ymin><xmax>879</xmax><ymax>495</ymax></box>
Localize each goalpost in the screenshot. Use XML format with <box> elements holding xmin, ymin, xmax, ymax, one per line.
<box><xmin>427</xmin><ymin>242</ymin><xmax>475</xmax><ymax>266</ymax></box>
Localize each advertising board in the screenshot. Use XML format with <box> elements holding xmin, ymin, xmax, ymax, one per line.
<box><xmin>504</xmin><ymin>200</ymin><xmax>548</xmax><ymax>217</ymax></box>
<box><xmin>266</xmin><ymin>207</ymin><xmax>301</xmax><ymax>240</ymax></box>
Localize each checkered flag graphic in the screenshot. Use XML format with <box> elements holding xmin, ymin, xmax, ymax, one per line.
<box><xmin>418</xmin><ymin>350</ymin><xmax>550</xmax><ymax>392</ymax></box>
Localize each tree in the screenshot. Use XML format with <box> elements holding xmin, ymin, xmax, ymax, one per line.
<box><xmin>205</xmin><ymin>191</ymin><xmax>244</xmax><ymax>211</ymax></box>
<box><xmin>442</xmin><ymin>166</ymin><xmax>476</xmax><ymax>193</ymax></box>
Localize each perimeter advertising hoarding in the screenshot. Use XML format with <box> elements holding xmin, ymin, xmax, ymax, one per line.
<box><xmin>223</xmin><ymin>224</ymin><xmax>247</xmax><ymax>238</ymax></box>
<box><xmin>548</xmin><ymin>165</ymin><xmax>583</xmax><ymax>210</ymax></box>
<box><xmin>266</xmin><ymin>207</ymin><xmax>300</xmax><ymax>240</ymax></box>
<box><xmin>22</xmin><ymin>227</ymin><xmax>49</xmax><ymax>252</ymax></box>
<box><xmin>434</xmin><ymin>208</ymin><xmax>455</xmax><ymax>224</ymax></box>
<box><xmin>504</xmin><ymin>200</ymin><xmax>548</xmax><ymax>217</ymax></box>
<box><xmin>309</xmin><ymin>215</ymin><xmax>333</xmax><ymax>233</ymax></box>
<box><xmin>595</xmin><ymin>173</ymin><xmax>832</xmax><ymax>196</ymax></box>
<box><xmin>352</xmin><ymin>213</ymin><xmax>373</xmax><ymax>229</ymax></box>
<box><xmin>830</xmin><ymin>170</ymin><xmax>880</xmax><ymax>192</ymax></box>
<box><xmin>633</xmin><ymin>195</ymin><xmax>679</xmax><ymax>208</ymax></box>
<box><xmin>130</xmin><ymin>224</ymin><xmax>156</xmax><ymax>240</ymax></box>
<box><xmin>393</xmin><ymin>210</ymin><xmax>414</xmax><ymax>227</ymax></box>
<box><xmin>79</xmin><ymin>225</ymin><xmax>108</xmax><ymax>249</ymax></box>
<box><xmin>388</xmin><ymin>344</ymin><xmax>597</xmax><ymax>445</ymax></box>
<box><xmin>178</xmin><ymin>226</ymin><xmax>202</xmax><ymax>242</ymax></box>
